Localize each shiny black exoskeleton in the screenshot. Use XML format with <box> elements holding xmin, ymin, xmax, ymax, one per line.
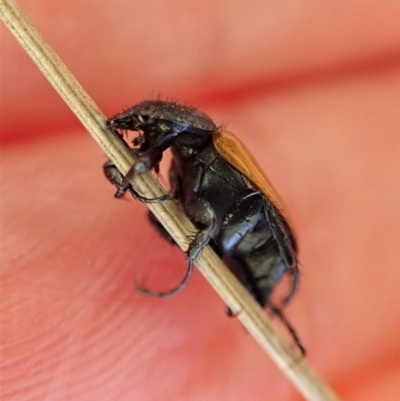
<box><xmin>104</xmin><ymin>100</ymin><xmax>299</xmax><ymax>312</ymax></box>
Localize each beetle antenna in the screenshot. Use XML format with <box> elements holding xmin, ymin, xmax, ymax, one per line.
<box><xmin>135</xmin><ymin>259</ymin><xmax>194</xmax><ymax>298</ymax></box>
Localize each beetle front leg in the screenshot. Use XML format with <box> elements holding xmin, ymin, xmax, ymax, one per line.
<box><xmin>103</xmin><ymin>160</ymin><xmax>169</xmax><ymax>203</ymax></box>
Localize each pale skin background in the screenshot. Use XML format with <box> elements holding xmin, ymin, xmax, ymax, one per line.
<box><xmin>1</xmin><ymin>1</ymin><xmax>400</xmax><ymax>400</ymax></box>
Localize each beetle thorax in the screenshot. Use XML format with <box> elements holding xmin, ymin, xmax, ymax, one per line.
<box><xmin>171</xmin><ymin>134</ymin><xmax>212</xmax><ymax>160</ymax></box>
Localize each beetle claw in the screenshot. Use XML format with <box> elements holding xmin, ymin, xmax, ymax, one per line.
<box><xmin>114</xmin><ymin>179</ymin><xmax>130</xmax><ymax>198</ymax></box>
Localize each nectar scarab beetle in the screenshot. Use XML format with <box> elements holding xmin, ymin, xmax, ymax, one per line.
<box><xmin>104</xmin><ymin>100</ymin><xmax>303</xmax><ymax>352</ymax></box>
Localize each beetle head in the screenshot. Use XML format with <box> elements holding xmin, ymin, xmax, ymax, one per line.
<box><xmin>107</xmin><ymin>100</ymin><xmax>218</xmax><ymax>173</ymax></box>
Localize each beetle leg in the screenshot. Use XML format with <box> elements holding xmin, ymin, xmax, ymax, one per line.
<box><xmin>281</xmin><ymin>264</ymin><xmax>300</xmax><ymax>306</ymax></box>
<box><xmin>264</xmin><ymin>202</ymin><xmax>296</xmax><ymax>268</ymax></box>
<box><xmin>263</xmin><ymin>202</ymin><xmax>299</xmax><ymax>305</ymax></box>
<box><xmin>136</xmin><ymin>210</ymin><xmax>197</xmax><ymax>298</ymax></box>
<box><xmin>185</xmin><ymin>198</ymin><xmax>219</xmax><ymax>261</ymax></box>
<box><xmin>168</xmin><ymin>158</ymin><xmax>182</xmax><ymax>200</ymax></box>
<box><xmin>180</xmin><ymin>163</ymin><xmax>220</xmax><ymax>260</ymax></box>
<box><xmin>103</xmin><ymin>160</ymin><xmax>169</xmax><ymax>203</ymax></box>
<box><xmin>136</xmin><ymin>259</ymin><xmax>194</xmax><ymax>298</ymax></box>
<box><xmin>269</xmin><ymin>304</ymin><xmax>306</xmax><ymax>357</ymax></box>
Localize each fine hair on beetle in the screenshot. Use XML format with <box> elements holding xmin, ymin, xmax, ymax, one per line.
<box><xmin>104</xmin><ymin>99</ymin><xmax>305</xmax><ymax>355</ymax></box>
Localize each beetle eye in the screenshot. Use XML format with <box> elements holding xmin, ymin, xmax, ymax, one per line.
<box><xmin>132</xmin><ymin>136</ymin><xmax>142</xmax><ymax>146</ymax></box>
<box><xmin>137</xmin><ymin>113</ymin><xmax>153</xmax><ymax>126</ymax></box>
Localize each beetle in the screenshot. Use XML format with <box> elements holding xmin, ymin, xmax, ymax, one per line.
<box><xmin>104</xmin><ymin>100</ymin><xmax>303</xmax><ymax>352</ymax></box>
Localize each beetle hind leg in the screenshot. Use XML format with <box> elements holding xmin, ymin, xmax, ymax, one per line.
<box><xmin>264</xmin><ymin>202</ymin><xmax>297</xmax><ymax>270</ymax></box>
<box><xmin>229</xmin><ymin>253</ymin><xmax>305</xmax><ymax>355</ymax></box>
<box><xmin>281</xmin><ymin>264</ymin><xmax>300</xmax><ymax>306</ymax></box>
<box><xmin>133</xmin><ymin>212</ymin><xmax>196</xmax><ymax>298</ymax></box>
<box><xmin>269</xmin><ymin>304</ymin><xmax>306</xmax><ymax>357</ymax></box>
<box><xmin>136</xmin><ymin>259</ymin><xmax>194</xmax><ymax>298</ymax></box>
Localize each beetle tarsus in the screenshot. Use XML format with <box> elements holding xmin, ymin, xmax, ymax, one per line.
<box><xmin>270</xmin><ymin>304</ymin><xmax>306</xmax><ymax>357</ymax></box>
<box><xmin>103</xmin><ymin>160</ymin><xmax>169</xmax><ymax>203</ymax></box>
<box><xmin>136</xmin><ymin>259</ymin><xmax>194</xmax><ymax>298</ymax></box>
<box><xmin>114</xmin><ymin>180</ymin><xmax>130</xmax><ymax>198</ymax></box>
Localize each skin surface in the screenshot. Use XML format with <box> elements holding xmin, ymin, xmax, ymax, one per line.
<box><xmin>1</xmin><ymin>1</ymin><xmax>400</xmax><ymax>400</ymax></box>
